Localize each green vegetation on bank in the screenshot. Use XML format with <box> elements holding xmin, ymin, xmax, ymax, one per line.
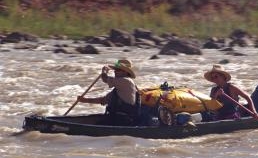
<box><xmin>1</xmin><ymin>1</ymin><xmax>258</xmax><ymax>39</ymax></box>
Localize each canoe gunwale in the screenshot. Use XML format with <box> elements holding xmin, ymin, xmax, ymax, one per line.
<box><xmin>22</xmin><ymin>114</ymin><xmax>258</xmax><ymax>139</ymax></box>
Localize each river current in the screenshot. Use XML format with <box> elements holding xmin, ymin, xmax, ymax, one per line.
<box><xmin>0</xmin><ymin>39</ymin><xmax>258</xmax><ymax>158</ymax></box>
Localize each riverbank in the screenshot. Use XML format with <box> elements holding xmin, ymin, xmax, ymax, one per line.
<box><xmin>1</xmin><ymin>0</ymin><xmax>258</xmax><ymax>39</ymax></box>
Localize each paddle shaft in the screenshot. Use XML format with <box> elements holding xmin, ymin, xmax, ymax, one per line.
<box><xmin>222</xmin><ymin>92</ymin><xmax>258</xmax><ymax>119</ymax></box>
<box><xmin>64</xmin><ymin>74</ymin><xmax>102</xmax><ymax>116</ymax></box>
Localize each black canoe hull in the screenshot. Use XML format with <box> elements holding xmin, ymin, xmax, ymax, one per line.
<box><xmin>22</xmin><ymin>114</ymin><xmax>258</xmax><ymax>139</ymax></box>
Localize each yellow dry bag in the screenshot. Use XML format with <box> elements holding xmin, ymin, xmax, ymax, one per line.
<box><xmin>139</xmin><ymin>87</ymin><xmax>222</xmax><ymax>114</ymax></box>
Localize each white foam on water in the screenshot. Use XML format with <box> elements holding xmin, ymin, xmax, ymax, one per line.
<box><xmin>0</xmin><ymin>104</ymin><xmax>10</xmax><ymax>111</ymax></box>
<box><xmin>0</xmin><ymin>127</ymin><xmax>21</xmax><ymax>134</ymax></box>
<box><xmin>0</xmin><ymin>66</ymin><xmax>3</xmax><ymax>77</ymax></box>
<box><xmin>51</xmin><ymin>84</ymin><xmax>83</xmax><ymax>95</ymax></box>
<box><xmin>44</xmin><ymin>59</ymin><xmax>56</xmax><ymax>64</ymax></box>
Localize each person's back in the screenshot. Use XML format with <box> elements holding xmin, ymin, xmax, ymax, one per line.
<box><xmin>251</xmin><ymin>85</ymin><xmax>258</xmax><ymax>111</ymax></box>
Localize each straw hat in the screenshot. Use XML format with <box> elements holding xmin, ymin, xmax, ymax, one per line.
<box><xmin>108</xmin><ymin>59</ymin><xmax>136</xmax><ymax>78</ymax></box>
<box><xmin>204</xmin><ymin>64</ymin><xmax>231</xmax><ymax>82</ymax></box>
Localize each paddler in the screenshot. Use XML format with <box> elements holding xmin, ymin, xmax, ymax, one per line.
<box><xmin>204</xmin><ymin>64</ymin><xmax>258</xmax><ymax>120</ymax></box>
<box><xmin>77</xmin><ymin>59</ymin><xmax>141</xmax><ymax>125</ymax></box>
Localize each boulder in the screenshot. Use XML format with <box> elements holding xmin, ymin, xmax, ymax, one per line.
<box><xmin>1</xmin><ymin>32</ymin><xmax>38</xmax><ymax>43</ymax></box>
<box><xmin>160</xmin><ymin>38</ymin><xmax>202</xmax><ymax>55</ymax></box>
<box><xmin>134</xmin><ymin>28</ymin><xmax>152</xmax><ymax>39</ymax></box>
<box><xmin>203</xmin><ymin>37</ymin><xmax>225</xmax><ymax>49</ymax></box>
<box><xmin>229</xmin><ymin>29</ymin><xmax>254</xmax><ymax>47</ymax></box>
<box><xmin>109</xmin><ymin>29</ymin><xmax>135</xmax><ymax>46</ymax></box>
<box><xmin>76</xmin><ymin>45</ymin><xmax>99</xmax><ymax>54</ymax></box>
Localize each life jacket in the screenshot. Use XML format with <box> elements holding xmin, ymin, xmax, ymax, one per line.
<box><xmin>105</xmin><ymin>88</ymin><xmax>141</xmax><ymax>125</ymax></box>
<box><xmin>213</xmin><ymin>83</ymin><xmax>240</xmax><ymax>119</ymax></box>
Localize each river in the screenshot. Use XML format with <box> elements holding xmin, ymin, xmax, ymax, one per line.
<box><xmin>0</xmin><ymin>39</ymin><xmax>258</xmax><ymax>158</ymax></box>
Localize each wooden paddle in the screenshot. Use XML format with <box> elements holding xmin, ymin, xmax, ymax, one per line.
<box><xmin>221</xmin><ymin>92</ymin><xmax>258</xmax><ymax>120</ymax></box>
<box><xmin>64</xmin><ymin>74</ymin><xmax>102</xmax><ymax>116</ymax></box>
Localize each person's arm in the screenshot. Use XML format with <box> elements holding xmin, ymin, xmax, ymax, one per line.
<box><xmin>77</xmin><ymin>96</ymin><xmax>105</xmax><ymax>105</ymax></box>
<box><xmin>231</xmin><ymin>85</ymin><xmax>258</xmax><ymax>114</ymax></box>
<box><xmin>210</xmin><ymin>87</ymin><xmax>222</xmax><ymax>99</ymax></box>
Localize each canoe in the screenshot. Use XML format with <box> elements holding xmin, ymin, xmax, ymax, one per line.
<box><xmin>22</xmin><ymin>114</ymin><xmax>258</xmax><ymax>139</ymax></box>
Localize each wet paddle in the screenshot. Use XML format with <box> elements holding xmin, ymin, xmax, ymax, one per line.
<box><xmin>221</xmin><ymin>92</ymin><xmax>258</xmax><ymax>120</ymax></box>
<box><xmin>64</xmin><ymin>74</ymin><xmax>102</xmax><ymax>116</ymax></box>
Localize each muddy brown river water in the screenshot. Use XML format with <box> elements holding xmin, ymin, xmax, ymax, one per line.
<box><xmin>0</xmin><ymin>39</ymin><xmax>258</xmax><ymax>158</ymax></box>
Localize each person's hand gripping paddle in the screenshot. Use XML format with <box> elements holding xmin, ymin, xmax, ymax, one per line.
<box><xmin>63</xmin><ymin>74</ymin><xmax>102</xmax><ymax>116</ymax></box>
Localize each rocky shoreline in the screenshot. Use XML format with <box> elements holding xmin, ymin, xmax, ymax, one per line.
<box><xmin>1</xmin><ymin>28</ymin><xmax>258</xmax><ymax>59</ymax></box>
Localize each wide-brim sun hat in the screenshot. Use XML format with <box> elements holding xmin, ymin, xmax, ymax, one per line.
<box><xmin>204</xmin><ymin>64</ymin><xmax>231</xmax><ymax>82</ymax></box>
<box><xmin>108</xmin><ymin>59</ymin><xmax>136</xmax><ymax>78</ymax></box>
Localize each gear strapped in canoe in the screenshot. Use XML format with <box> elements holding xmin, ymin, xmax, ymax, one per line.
<box><xmin>139</xmin><ymin>86</ymin><xmax>222</xmax><ymax>114</ymax></box>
